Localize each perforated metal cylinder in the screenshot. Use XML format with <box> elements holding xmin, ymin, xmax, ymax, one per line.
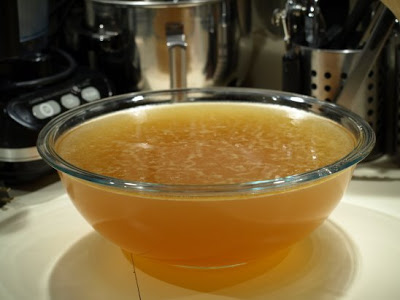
<box><xmin>296</xmin><ymin>46</ymin><xmax>385</xmax><ymax>160</ymax></box>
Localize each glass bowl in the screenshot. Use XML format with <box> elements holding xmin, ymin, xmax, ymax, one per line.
<box><xmin>37</xmin><ymin>88</ymin><xmax>375</xmax><ymax>269</ymax></box>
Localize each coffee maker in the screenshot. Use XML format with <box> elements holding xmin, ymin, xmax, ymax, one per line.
<box><xmin>0</xmin><ymin>0</ymin><xmax>113</xmax><ymax>185</ymax></box>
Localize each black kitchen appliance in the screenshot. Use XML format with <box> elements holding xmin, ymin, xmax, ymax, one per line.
<box><xmin>0</xmin><ymin>0</ymin><xmax>114</xmax><ymax>185</ymax></box>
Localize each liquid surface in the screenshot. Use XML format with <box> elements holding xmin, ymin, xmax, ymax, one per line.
<box><xmin>56</xmin><ymin>102</ymin><xmax>355</xmax><ymax>185</ymax></box>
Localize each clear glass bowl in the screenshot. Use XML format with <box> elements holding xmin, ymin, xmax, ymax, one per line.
<box><xmin>37</xmin><ymin>88</ymin><xmax>375</xmax><ymax>269</ymax></box>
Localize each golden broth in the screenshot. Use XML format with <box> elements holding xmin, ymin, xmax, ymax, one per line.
<box><xmin>56</xmin><ymin>102</ymin><xmax>355</xmax><ymax>267</ymax></box>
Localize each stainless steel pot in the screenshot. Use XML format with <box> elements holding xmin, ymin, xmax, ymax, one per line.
<box><xmin>83</xmin><ymin>0</ymin><xmax>251</xmax><ymax>91</ymax></box>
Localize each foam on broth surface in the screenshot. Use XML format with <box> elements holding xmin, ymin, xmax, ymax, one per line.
<box><xmin>56</xmin><ymin>102</ymin><xmax>355</xmax><ymax>185</ymax></box>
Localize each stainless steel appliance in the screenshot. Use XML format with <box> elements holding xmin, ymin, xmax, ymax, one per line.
<box><xmin>0</xmin><ymin>63</ymin><xmax>113</xmax><ymax>185</ymax></box>
<box><xmin>0</xmin><ymin>0</ymin><xmax>114</xmax><ymax>185</ymax></box>
<box><xmin>65</xmin><ymin>0</ymin><xmax>253</xmax><ymax>92</ymax></box>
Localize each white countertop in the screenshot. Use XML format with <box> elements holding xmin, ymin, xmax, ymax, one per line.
<box><xmin>1</xmin><ymin>159</ymin><xmax>400</xmax><ymax>300</ymax></box>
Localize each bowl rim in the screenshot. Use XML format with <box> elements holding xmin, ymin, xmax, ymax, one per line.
<box><xmin>37</xmin><ymin>87</ymin><xmax>376</xmax><ymax>195</ymax></box>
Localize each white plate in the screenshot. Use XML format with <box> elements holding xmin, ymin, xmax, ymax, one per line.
<box><xmin>1</xmin><ymin>183</ymin><xmax>400</xmax><ymax>300</ymax></box>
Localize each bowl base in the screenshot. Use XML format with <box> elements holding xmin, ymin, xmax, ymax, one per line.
<box><xmin>120</xmin><ymin>248</ymin><xmax>291</xmax><ymax>292</ymax></box>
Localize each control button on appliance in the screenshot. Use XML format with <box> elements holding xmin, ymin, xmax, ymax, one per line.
<box><xmin>61</xmin><ymin>94</ymin><xmax>80</xmax><ymax>109</ymax></box>
<box><xmin>81</xmin><ymin>87</ymin><xmax>101</xmax><ymax>102</ymax></box>
<box><xmin>32</xmin><ymin>100</ymin><xmax>61</xmax><ymax>119</ymax></box>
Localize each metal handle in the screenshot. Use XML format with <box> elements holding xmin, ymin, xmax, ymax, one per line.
<box><xmin>166</xmin><ymin>23</ymin><xmax>187</xmax><ymax>91</ymax></box>
<box><xmin>336</xmin><ymin>5</ymin><xmax>395</xmax><ymax>112</ymax></box>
